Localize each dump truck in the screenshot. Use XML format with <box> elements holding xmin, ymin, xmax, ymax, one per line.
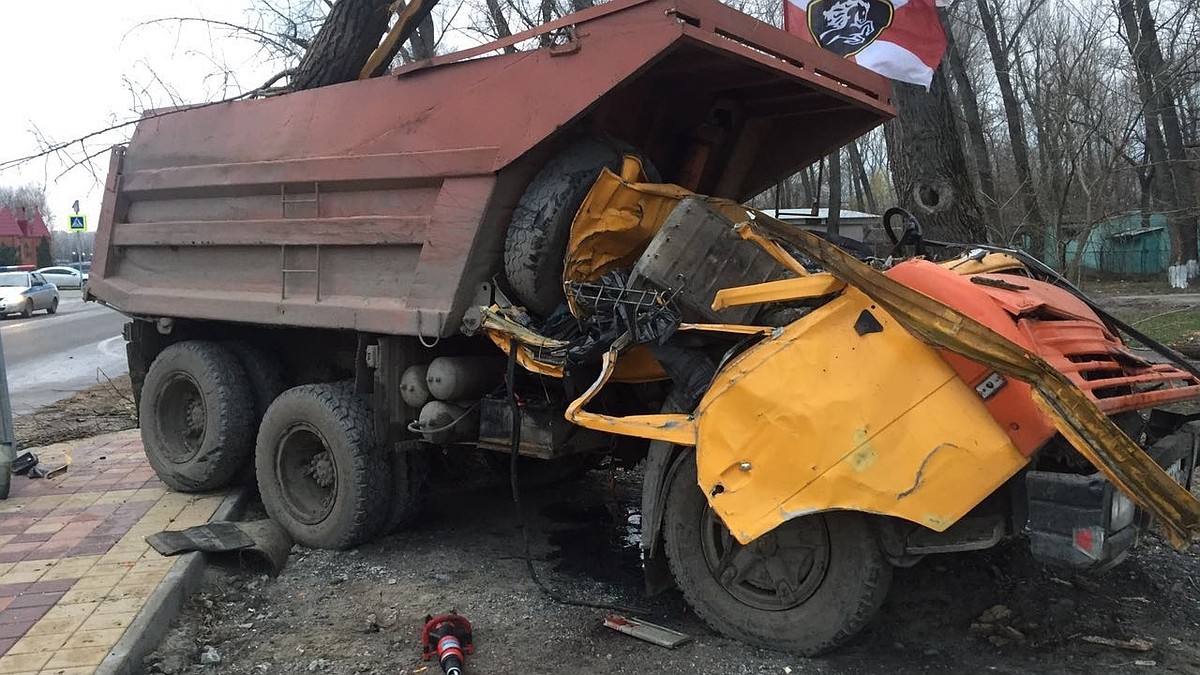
<box><xmin>87</xmin><ymin>0</ymin><xmax>1200</xmax><ymax>655</ymax></box>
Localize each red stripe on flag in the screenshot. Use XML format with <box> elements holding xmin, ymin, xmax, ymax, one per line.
<box><xmin>881</xmin><ymin>0</ymin><xmax>945</xmax><ymax>69</ymax></box>
<box><xmin>783</xmin><ymin>0</ymin><xmax>811</xmax><ymax>40</ymax></box>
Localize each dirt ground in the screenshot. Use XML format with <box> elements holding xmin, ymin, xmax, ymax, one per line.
<box><xmin>1092</xmin><ymin>290</ymin><xmax>1200</xmax><ymax>360</ymax></box>
<box><xmin>25</xmin><ymin>319</ymin><xmax>1199</xmax><ymax>675</ymax></box>
<box><xmin>137</xmin><ymin>459</ymin><xmax>1200</xmax><ymax>675</ymax></box>
<box><xmin>13</xmin><ymin>374</ymin><xmax>137</xmax><ymax>449</ymax></box>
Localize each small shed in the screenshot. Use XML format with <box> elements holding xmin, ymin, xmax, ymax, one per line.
<box><xmin>758</xmin><ymin>207</ymin><xmax>882</xmax><ymax>244</ymax></box>
<box><xmin>1054</xmin><ymin>213</ymin><xmax>1172</xmax><ymax>276</ymax></box>
<box><xmin>1106</xmin><ymin>224</ymin><xmax>1168</xmax><ymax>275</ymax></box>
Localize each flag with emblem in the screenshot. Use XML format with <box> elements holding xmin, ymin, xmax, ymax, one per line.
<box><xmin>783</xmin><ymin>0</ymin><xmax>948</xmax><ymax>89</ymax></box>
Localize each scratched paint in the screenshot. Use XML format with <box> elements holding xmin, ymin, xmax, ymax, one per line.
<box><xmin>897</xmin><ymin>443</ymin><xmax>960</xmax><ymax>500</ymax></box>
<box><xmin>850</xmin><ymin>428</ymin><xmax>878</xmax><ymax>472</ymax></box>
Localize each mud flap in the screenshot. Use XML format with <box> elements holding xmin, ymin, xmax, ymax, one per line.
<box><xmin>641</xmin><ymin>442</ymin><xmax>687</xmax><ymax>594</ymax></box>
<box><xmin>639</xmin><ymin>354</ymin><xmax>714</xmax><ymax>595</ymax></box>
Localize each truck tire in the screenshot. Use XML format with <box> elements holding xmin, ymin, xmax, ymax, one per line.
<box><xmin>662</xmin><ymin>454</ymin><xmax>892</xmax><ymax>655</ymax></box>
<box><xmin>255</xmin><ymin>384</ymin><xmax>390</xmax><ymax>549</ymax></box>
<box><xmin>503</xmin><ymin>138</ymin><xmax>656</xmax><ymax>317</ymax></box>
<box><xmin>382</xmin><ymin>445</ymin><xmax>431</xmax><ymax>534</ymax></box>
<box><xmin>140</xmin><ymin>341</ymin><xmax>256</xmax><ymax>492</ymax></box>
<box><xmin>222</xmin><ymin>341</ymin><xmax>288</xmax><ymax>422</ymax></box>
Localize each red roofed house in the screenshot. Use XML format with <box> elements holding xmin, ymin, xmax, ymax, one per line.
<box><xmin>0</xmin><ymin>207</ymin><xmax>51</xmax><ymax>266</ymax></box>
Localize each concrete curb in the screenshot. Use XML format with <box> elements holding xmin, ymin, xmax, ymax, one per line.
<box><xmin>95</xmin><ymin>488</ymin><xmax>249</xmax><ymax>675</ymax></box>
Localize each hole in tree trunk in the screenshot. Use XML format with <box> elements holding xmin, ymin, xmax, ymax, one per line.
<box><xmin>916</xmin><ymin>184</ymin><xmax>941</xmax><ymax>210</ymax></box>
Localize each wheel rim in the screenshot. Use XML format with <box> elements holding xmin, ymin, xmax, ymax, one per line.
<box><xmin>156</xmin><ymin>373</ymin><xmax>207</xmax><ymax>463</ymax></box>
<box><xmin>274</xmin><ymin>423</ymin><xmax>337</xmax><ymax>526</ymax></box>
<box><xmin>700</xmin><ymin>509</ymin><xmax>831</xmax><ymax>611</ymax></box>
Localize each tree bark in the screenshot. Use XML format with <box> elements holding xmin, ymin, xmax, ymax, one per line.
<box><xmin>976</xmin><ymin>0</ymin><xmax>1046</xmax><ymax>254</ymax></box>
<box><xmin>827</xmin><ymin>148</ymin><xmax>842</xmax><ymax>237</ymax></box>
<box><xmin>942</xmin><ymin>11</ymin><xmax>1001</xmax><ymax>232</ymax></box>
<box><xmin>847</xmin><ymin>140</ymin><xmax>878</xmax><ymax>214</ymax></box>
<box><xmin>409</xmin><ymin>12</ymin><xmax>436</xmax><ymax>60</ymax></box>
<box><xmin>849</xmin><ymin>150</ymin><xmax>865</xmax><ymax>212</ymax></box>
<box><xmin>800</xmin><ymin>166</ymin><xmax>815</xmax><ymax>209</ymax></box>
<box><xmin>1118</xmin><ymin>0</ymin><xmax>1198</xmax><ymax>286</ymax></box>
<box><xmin>484</xmin><ymin>0</ymin><xmax>519</xmax><ymax>52</ymax></box>
<box><xmin>884</xmin><ymin>74</ymin><xmax>988</xmax><ymax>243</ymax></box>
<box><xmin>291</xmin><ymin>0</ymin><xmax>391</xmax><ymax>91</ymax></box>
<box><xmin>1134</xmin><ymin>0</ymin><xmax>1197</xmax><ymax>277</ymax></box>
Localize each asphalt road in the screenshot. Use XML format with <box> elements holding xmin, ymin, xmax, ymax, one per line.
<box><xmin>0</xmin><ymin>290</ymin><xmax>129</xmax><ymax>414</ymax></box>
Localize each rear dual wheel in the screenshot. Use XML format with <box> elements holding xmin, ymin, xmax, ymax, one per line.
<box><xmin>662</xmin><ymin>454</ymin><xmax>892</xmax><ymax>655</ymax></box>
<box><xmin>140</xmin><ymin>341</ymin><xmax>256</xmax><ymax>492</ymax></box>
<box><xmin>255</xmin><ymin>384</ymin><xmax>428</xmax><ymax>549</ymax></box>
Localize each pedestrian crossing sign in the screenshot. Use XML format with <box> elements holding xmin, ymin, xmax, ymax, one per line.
<box><xmin>68</xmin><ymin>215</ymin><xmax>87</xmax><ymax>231</ymax></box>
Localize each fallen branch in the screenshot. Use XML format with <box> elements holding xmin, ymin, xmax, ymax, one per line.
<box><xmin>1131</xmin><ymin>307</ymin><xmax>1195</xmax><ymax>327</ymax></box>
<box><xmin>95</xmin><ymin>368</ymin><xmax>136</xmax><ymax>406</ymax></box>
<box><xmin>0</xmin><ymin>68</ymin><xmax>295</xmax><ymax>173</ymax></box>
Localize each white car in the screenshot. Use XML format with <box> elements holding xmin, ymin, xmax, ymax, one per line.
<box><xmin>0</xmin><ymin>272</ymin><xmax>59</xmax><ymax>317</ymax></box>
<box><xmin>36</xmin><ymin>266</ymin><xmax>87</xmax><ymax>290</ymax></box>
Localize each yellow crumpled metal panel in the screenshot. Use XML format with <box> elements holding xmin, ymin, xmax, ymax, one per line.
<box><xmin>558</xmin><ymin>175</ymin><xmax>1200</xmax><ymax>549</ymax></box>
<box><xmin>749</xmin><ymin>216</ymin><xmax>1200</xmax><ymax>548</ymax></box>
<box><xmin>694</xmin><ymin>286</ymin><xmax>1028</xmax><ymax>543</ymax></box>
<box><xmin>940</xmin><ymin>252</ymin><xmax>1027</xmax><ymax>276</ymax></box>
<box><xmin>563</xmin><ymin>160</ymin><xmax>695</xmax><ymax>286</ymax></box>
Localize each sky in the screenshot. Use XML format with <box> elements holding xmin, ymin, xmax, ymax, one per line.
<box><xmin>0</xmin><ymin>1</ymin><xmax>280</xmax><ymax>231</ymax></box>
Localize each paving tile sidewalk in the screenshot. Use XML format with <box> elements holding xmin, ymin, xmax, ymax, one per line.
<box><xmin>0</xmin><ymin>430</ymin><xmax>226</xmax><ymax>674</ymax></box>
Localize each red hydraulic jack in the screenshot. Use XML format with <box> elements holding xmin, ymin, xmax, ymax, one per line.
<box><xmin>421</xmin><ymin>613</ymin><xmax>474</xmax><ymax>675</ymax></box>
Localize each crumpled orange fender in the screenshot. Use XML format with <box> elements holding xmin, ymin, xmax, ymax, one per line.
<box><xmin>693</xmin><ymin>286</ymin><xmax>1029</xmax><ymax>543</ymax></box>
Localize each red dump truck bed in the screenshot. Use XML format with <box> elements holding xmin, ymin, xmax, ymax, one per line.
<box><xmin>88</xmin><ymin>0</ymin><xmax>893</xmax><ymax>337</ymax></box>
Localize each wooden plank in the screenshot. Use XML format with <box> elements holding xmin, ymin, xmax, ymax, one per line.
<box><xmin>111</xmin><ymin>216</ymin><xmax>429</xmax><ymax>247</ymax></box>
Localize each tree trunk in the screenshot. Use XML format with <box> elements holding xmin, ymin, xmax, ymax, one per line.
<box><xmin>1134</xmin><ymin>0</ymin><xmax>1198</xmax><ymax>279</ymax></box>
<box><xmin>884</xmin><ymin>74</ymin><xmax>987</xmax><ymax>243</ymax></box>
<box><xmin>291</xmin><ymin>0</ymin><xmax>391</xmax><ymax>91</ymax></box>
<box><xmin>847</xmin><ymin>141</ymin><xmax>878</xmax><ymax>214</ymax></box>
<box><xmin>409</xmin><ymin>13</ymin><xmax>437</xmax><ymax>60</ymax></box>
<box><xmin>827</xmin><ymin>148</ymin><xmax>842</xmax><ymax>237</ymax></box>
<box><xmin>484</xmin><ymin>0</ymin><xmax>519</xmax><ymax>52</ymax></box>
<box><xmin>976</xmin><ymin>0</ymin><xmax>1046</xmax><ymax>255</ymax></box>
<box><xmin>942</xmin><ymin>10</ymin><xmax>1001</xmax><ymax>233</ymax></box>
<box><xmin>1118</xmin><ymin>0</ymin><xmax>1198</xmax><ymax>286</ymax></box>
<box><xmin>849</xmin><ymin>150</ymin><xmax>865</xmax><ymax>212</ymax></box>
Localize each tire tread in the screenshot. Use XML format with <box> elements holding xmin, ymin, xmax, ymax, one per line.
<box><xmin>140</xmin><ymin>341</ymin><xmax>255</xmax><ymax>492</ymax></box>
<box><xmin>662</xmin><ymin>454</ymin><xmax>892</xmax><ymax>656</ymax></box>
<box><xmin>503</xmin><ymin>138</ymin><xmax>651</xmax><ymax>316</ymax></box>
<box><xmin>256</xmin><ymin>384</ymin><xmax>390</xmax><ymax>549</ymax></box>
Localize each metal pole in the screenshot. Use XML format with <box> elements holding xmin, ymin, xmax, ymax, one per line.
<box><xmin>0</xmin><ymin>328</ymin><xmax>16</xmax><ymax>499</ymax></box>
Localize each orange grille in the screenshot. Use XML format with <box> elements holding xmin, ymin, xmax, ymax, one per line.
<box><xmin>1018</xmin><ymin>318</ymin><xmax>1200</xmax><ymax>414</ymax></box>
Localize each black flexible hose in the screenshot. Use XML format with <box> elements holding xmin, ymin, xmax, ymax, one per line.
<box><xmin>505</xmin><ymin>344</ymin><xmax>645</xmax><ymax>615</ymax></box>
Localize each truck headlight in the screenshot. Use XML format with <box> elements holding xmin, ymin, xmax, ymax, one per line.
<box><xmin>1110</xmin><ymin>492</ymin><xmax>1135</xmax><ymax>530</ymax></box>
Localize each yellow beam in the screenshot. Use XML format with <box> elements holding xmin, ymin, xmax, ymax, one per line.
<box><xmin>359</xmin><ymin>0</ymin><xmax>440</xmax><ymax>79</ymax></box>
